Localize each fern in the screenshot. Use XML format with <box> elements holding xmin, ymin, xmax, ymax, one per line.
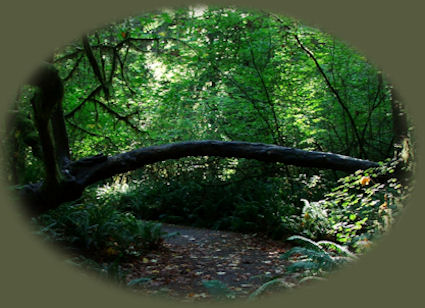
<box><xmin>248</xmin><ymin>278</ymin><xmax>294</xmax><ymax>301</ymax></box>
<box><xmin>298</xmin><ymin>276</ymin><xmax>326</xmax><ymax>284</ymax></box>
<box><xmin>317</xmin><ymin>240</ymin><xmax>358</xmax><ymax>259</ymax></box>
<box><xmin>281</xmin><ymin>235</ymin><xmax>357</xmax><ymax>279</ymax></box>
<box><xmin>286</xmin><ymin>235</ymin><xmax>326</xmax><ymax>251</ymax></box>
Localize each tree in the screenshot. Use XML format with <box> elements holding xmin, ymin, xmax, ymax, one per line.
<box><xmin>9</xmin><ymin>7</ymin><xmax>409</xmax><ymax>216</ymax></box>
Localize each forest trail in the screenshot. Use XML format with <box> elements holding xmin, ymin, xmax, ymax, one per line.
<box><xmin>122</xmin><ymin>223</ymin><xmax>293</xmax><ymax>301</ymax></box>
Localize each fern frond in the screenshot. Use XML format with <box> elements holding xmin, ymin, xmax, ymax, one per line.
<box><xmin>298</xmin><ymin>276</ymin><xmax>326</xmax><ymax>284</ymax></box>
<box><xmin>280</xmin><ymin>247</ymin><xmax>332</xmax><ymax>263</ymax></box>
<box><xmin>317</xmin><ymin>240</ymin><xmax>358</xmax><ymax>259</ymax></box>
<box><xmin>287</xmin><ymin>235</ymin><xmax>326</xmax><ymax>252</ymax></box>
<box><xmin>287</xmin><ymin>261</ymin><xmax>322</xmax><ymax>273</ymax></box>
<box><xmin>248</xmin><ymin>278</ymin><xmax>294</xmax><ymax>301</ymax></box>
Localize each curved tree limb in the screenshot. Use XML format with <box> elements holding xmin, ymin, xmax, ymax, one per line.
<box><xmin>19</xmin><ymin>140</ymin><xmax>379</xmax><ymax>216</ymax></box>
<box><xmin>76</xmin><ymin>140</ymin><xmax>379</xmax><ymax>186</ymax></box>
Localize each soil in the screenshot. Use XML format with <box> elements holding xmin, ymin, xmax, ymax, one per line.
<box><xmin>120</xmin><ymin>223</ymin><xmax>294</xmax><ymax>302</ymax></box>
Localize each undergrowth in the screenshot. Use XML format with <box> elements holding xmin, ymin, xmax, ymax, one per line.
<box><xmin>248</xmin><ymin>235</ymin><xmax>358</xmax><ymax>301</ymax></box>
<box><xmin>33</xmin><ymin>202</ymin><xmax>166</xmax><ymax>259</ymax></box>
<box><xmin>31</xmin><ymin>157</ymin><xmax>412</xmax><ymax>295</ymax></box>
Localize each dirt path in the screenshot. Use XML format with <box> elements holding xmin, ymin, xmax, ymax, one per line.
<box><xmin>122</xmin><ymin>223</ymin><xmax>293</xmax><ymax>302</ymax></box>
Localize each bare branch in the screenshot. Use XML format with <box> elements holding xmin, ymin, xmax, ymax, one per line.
<box><xmin>293</xmin><ymin>33</ymin><xmax>366</xmax><ymax>157</ymax></box>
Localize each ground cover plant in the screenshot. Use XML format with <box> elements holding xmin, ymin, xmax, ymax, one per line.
<box><xmin>2</xmin><ymin>5</ymin><xmax>414</xmax><ymax>302</ymax></box>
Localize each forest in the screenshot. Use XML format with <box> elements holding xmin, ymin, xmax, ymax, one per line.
<box><xmin>2</xmin><ymin>6</ymin><xmax>414</xmax><ymax>302</ymax></box>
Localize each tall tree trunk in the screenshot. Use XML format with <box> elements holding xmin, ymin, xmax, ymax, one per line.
<box><xmin>28</xmin><ymin>62</ymin><xmax>70</xmax><ymax>191</ymax></box>
<box><xmin>51</xmin><ymin>102</ymin><xmax>71</xmax><ymax>168</ymax></box>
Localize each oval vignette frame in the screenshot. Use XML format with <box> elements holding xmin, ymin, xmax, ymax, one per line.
<box><xmin>0</xmin><ymin>1</ymin><xmax>423</xmax><ymax>308</ymax></box>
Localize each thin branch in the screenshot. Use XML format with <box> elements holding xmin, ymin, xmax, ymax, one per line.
<box><xmin>63</xmin><ymin>55</ymin><xmax>84</xmax><ymax>82</ymax></box>
<box><xmin>67</xmin><ymin>119</ymin><xmax>112</xmax><ymax>142</ymax></box>
<box><xmin>293</xmin><ymin>33</ymin><xmax>366</xmax><ymax>158</ymax></box>
<box><xmin>92</xmin><ymin>98</ymin><xmax>149</xmax><ymax>135</ymax></box>
<box><xmin>65</xmin><ymin>85</ymin><xmax>102</xmax><ymax>118</ymax></box>
<box><xmin>249</xmin><ymin>46</ymin><xmax>283</xmax><ymax>144</ymax></box>
<box><xmin>55</xmin><ymin>48</ymin><xmax>84</xmax><ymax>62</ymax></box>
<box><xmin>360</xmin><ymin>72</ymin><xmax>384</xmax><ymax>142</ymax></box>
<box><xmin>116</xmin><ymin>47</ymin><xmax>137</xmax><ymax>95</ymax></box>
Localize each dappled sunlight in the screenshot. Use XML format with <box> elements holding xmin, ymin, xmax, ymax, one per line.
<box><xmin>8</xmin><ymin>4</ymin><xmax>414</xmax><ymax>302</ymax></box>
<box><xmin>96</xmin><ymin>182</ymin><xmax>130</xmax><ymax>199</ymax></box>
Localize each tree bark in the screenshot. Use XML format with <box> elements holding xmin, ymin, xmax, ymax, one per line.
<box><xmin>19</xmin><ymin>140</ymin><xmax>379</xmax><ymax>216</ymax></box>
<box><xmin>51</xmin><ymin>102</ymin><xmax>71</xmax><ymax>168</ymax></box>
<box><xmin>29</xmin><ymin>62</ymin><xmax>69</xmax><ymax>184</ymax></box>
<box><xmin>20</xmin><ymin>63</ymin><xmax>383</xmax><ymax>217</ymax></box>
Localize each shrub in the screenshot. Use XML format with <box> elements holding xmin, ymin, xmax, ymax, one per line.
<box><xmin>280</xmin><ymin>235</ymin><xmax>357</xmax><ymax>276</ymax></box>
<box><xmin>282</xmin><ymin>159</ymin><xmax>412</xmax><ymax>251</ymax></box>
<box><xmin>33</xmin><ymin>202</ymin><xmax>166</xmax><ymax>258</ymax></box>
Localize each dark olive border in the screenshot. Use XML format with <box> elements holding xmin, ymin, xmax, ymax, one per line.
<box><xmin>0</xmin><ymin>1</ymin><xmax>423</xmax><ymax>307</ymax></box>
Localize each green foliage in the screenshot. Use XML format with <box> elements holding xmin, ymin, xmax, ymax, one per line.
<box><xmin>280</xmin><ymin>235</ymin><xmax>357</xmax><ymax>280</ymax></box>
<box><xmin>322</xmin><ymin>160</ymin><xmax>408</xmax><ymax>249</ymax></box>
<box><xmin>71</xmin><ymin>157</ymin><xmax>411</xmax><ymax>252</ymax></box>
<box><xmin>12</xmin><ymin>6</ymin><xmax>408</xmax><ymax>236</ymax></box>
<box><xmin>298</xmin><ymin>198</ymin><xmax>331</xmax><ymax>239</ymax></box>
<box><xmin>28</xmin><ymin>5</ymin><xmax>393</xmax><ymax>163</ymax></box>
<box><xmin>8</xmin><ymin>6</ymin><xmax>414</xmax><ymax>296</ymax></box>
<box><xmin>88</xmin><ymin>159</ymin><xmax>331</xmax><ymax>239</ymax></box>
<box><xmin>277</xmin><ymin>159</ymin><xmax>411</xmax><ymax>251</ymax></box>
<box><xmin>33</xmin><ymin>202</ymin><xmax>166</xmax><ymax>257</ymax></box>
<box><xmin>2</xmin><ymin>87</ymin><xmax>45</xmax><ymax>184</ymax></box>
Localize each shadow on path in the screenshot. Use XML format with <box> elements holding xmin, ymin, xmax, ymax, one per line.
<box><xmin>123</xmin><ymin>223</ymin><xmax>293</xmax><ymax>301</ymax></box>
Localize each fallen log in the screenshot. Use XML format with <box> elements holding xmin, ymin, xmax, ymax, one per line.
<box><xmin>18</xmin><ymin>140</ymin><xmax>379</xmax><ymax>216</ymax></box>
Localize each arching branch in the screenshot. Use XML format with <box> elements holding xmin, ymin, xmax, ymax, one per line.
<box><xmin>19</xmin><ymin>140</ymin><xmax>379</xmax><ymax>216</ymax></box>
